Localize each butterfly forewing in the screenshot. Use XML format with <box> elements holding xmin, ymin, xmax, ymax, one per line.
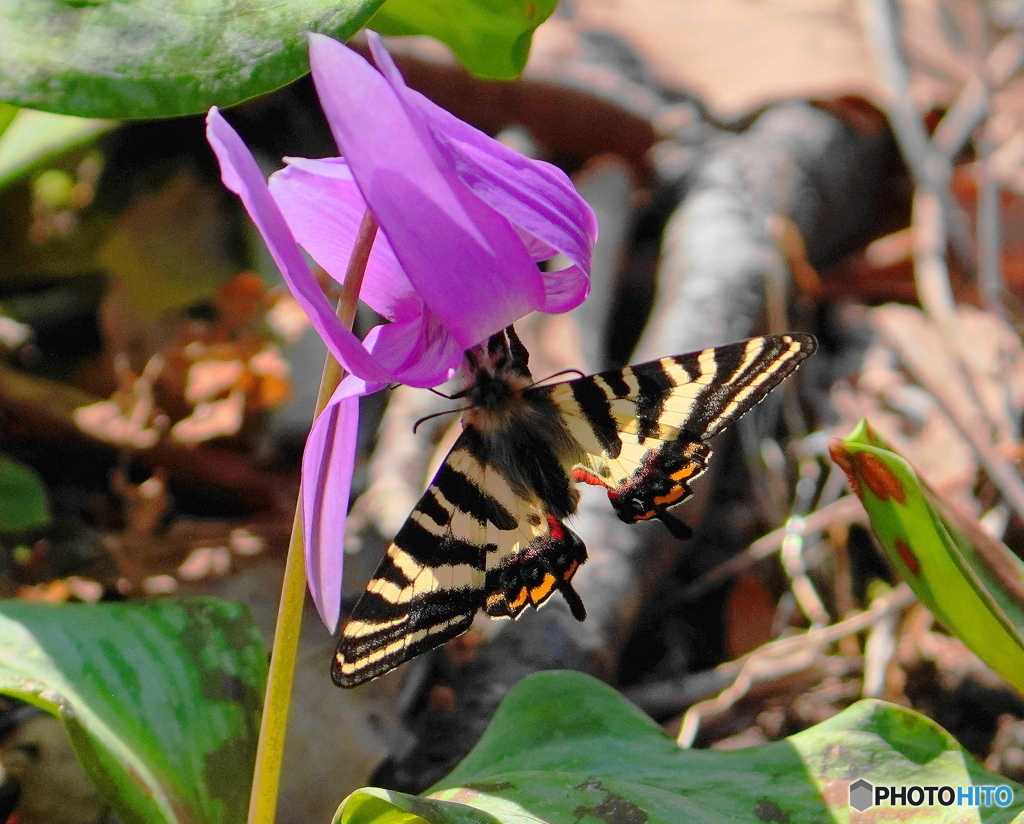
<box><xmin>542</xmin><ymin>333</ymin><xmax>816</xmax><ymax>528</ymax></box>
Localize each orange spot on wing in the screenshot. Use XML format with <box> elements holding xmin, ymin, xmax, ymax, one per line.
<box><xmin>670</xmin><ymin>465</ymin><xmax>696</xmax><ymax>481</ymax></box>
<box><xmin>509</xmin><ymin>587</ymin><xmax>529</xmax><ymax>611</ymax></box>
<box><xmin>562</xmin><ymin>560</ymin><xmax>580</xmax><ymax>580</ymax></box>
<box><xmin>654</xmin><ymin>485</ymin><xmax>685</xmax><ymax>506</ymax></box>
<box><xmin>529</xmin><ymin>573</ymin><xmax>556</xmax><ymax>603</ymax></box>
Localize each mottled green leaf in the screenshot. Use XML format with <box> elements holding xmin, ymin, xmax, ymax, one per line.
<box><xmin>0</xmin><ymin>0</ymin><xmax>551</xmax><ymax>120</ymax></box>
<box><xmin>335</xmin><ymin>671</ymin><xmax>1023</xmax><ymax>824</ymax></box>
<box><xmin>0</xmin><ymin>0</ymin><xmax>383</xmax><ymax>119</ymax></box>
<box><xmin>369</xmin><ymin>0</ymin><xmax>555</xmax><ymax>79</ymax></box>
<box><xmin>0</xmin><ymin>456</ymin><xmax>50</xmax><ymax>533</ymax></box>
<box><xmin>831</xmin><ymin>419</ymin><xmax>1024</xmax><ymax>695</ymax></box>
<box><xmin>0</xmin><ymin>598</ymin><xmax>266</xmax><ymax>824</ymax></box>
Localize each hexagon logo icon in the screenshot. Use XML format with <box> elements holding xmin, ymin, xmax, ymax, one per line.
<box><xmin>849</xmin><ymin>779</ymin><xmax>874</xmax><ymax>811</ymax></box>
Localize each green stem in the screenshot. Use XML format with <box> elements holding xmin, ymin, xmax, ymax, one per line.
<box><xmin>248</xmin><ymin>210</ymin><xmax>378</xmax><ymax>824</ymax></box>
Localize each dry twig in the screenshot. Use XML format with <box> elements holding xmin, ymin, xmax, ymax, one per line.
<box><xmin>676</xmin><ymin>583</ymin><xmax>916</xmax><ymax>747</ymax></box>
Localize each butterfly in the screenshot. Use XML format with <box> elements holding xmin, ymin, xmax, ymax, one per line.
<box><xmin>333</xmin><ymin>327</ymin><xmax>816</xmax><ymax>686</ymax></box>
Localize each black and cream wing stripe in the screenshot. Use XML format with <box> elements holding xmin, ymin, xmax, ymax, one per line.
<box><xmin>535</xmin><ymin>333</ymin><xmax>816</xmax><ymax>533</ymax></box>
<box><xmin>332</xmin><ymin>433</ymin><xmax>584</xmax><ymax>688</ymax></box>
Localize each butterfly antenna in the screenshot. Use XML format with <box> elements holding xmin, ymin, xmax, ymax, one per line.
<box><xmin>526</xmin><ymin>368</ymin><xmax>586</xmax><ymax>388</ymax></box>
<box><xmin>426</xmin><ymin>386</ymin><xmax>458</xmax><ymax>400</ymax></box>
<box><xmin>412</xmin><ymin>407</ymin><xmax>466</xmax><ymax>434</ymax></box>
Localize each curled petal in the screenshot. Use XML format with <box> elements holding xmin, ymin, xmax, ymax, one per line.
<box><xmin>207</xmin><ymin>109</ymin><xmax>398</xmax><ymax>385</ymax></box>
<box><xmin>308</xmin><ymin>33</ymin><xmax>545</xmax><ymax>350</ymax></box>
<box><xmin>302</xmin><ymin>390</ymin><xmax>364</xmax><ymax>631</ymax></box>
<box><xmin>269</xmin><ymin>157</ymin><xmax>422</xmax><ymax>323</ymax></box>
<box><xmin>367</xmin><ymin>314</ymin><xmax>465</xmax><ymax>387</ymax></box>
<box><xmin>540</xmin><ymin>265</ymin><xmax>592</xmax><ymax>314</ymax></box>
<box><xmin>337</xmin><ymin>316</ymin><xmax>464</xmax><ymax>399</ymax></box>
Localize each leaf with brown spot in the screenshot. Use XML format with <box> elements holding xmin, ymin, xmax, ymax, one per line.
<box><xmin>832</xmin><ymin>419</ymin><xmax>1024</xmax><ymax>696</ymax></box>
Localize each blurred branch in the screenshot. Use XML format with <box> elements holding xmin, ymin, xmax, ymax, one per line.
<box><xmin>675</xmin><ymin>583</ymin><xmax>916</xmax><ymax>747</ymax></box>
<box><xmin>859</xmin><ymin>0</ymin><xmax>961</xmax><ymax>325</ymax></box>
<box><xmin>859</xmin><ymin>0</ymin><xmax>1024</xmax><ymax>524</ymax></box>
<box><xmin>0</xmin><ymin>363</ymin><xmax>292</xmax><ymax>513</ymax></box>
<box><xmin>931</xmin><ymin>30</ymin><xmax>1024</xmax><ymax>159</ymax></box>
<box><xmin>682</xmin><ymin>495</ymin><xmax>865</xmax><ymax>600</ymax></box>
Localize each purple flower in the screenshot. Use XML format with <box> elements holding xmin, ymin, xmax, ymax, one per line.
<box><xmin>207</xmin><ymin>32</ymin><xmax>597</xmax><ymax>630</ymax></box>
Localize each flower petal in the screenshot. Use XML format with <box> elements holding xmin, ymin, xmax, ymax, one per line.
<box><xmin>269</xmin><ymin>157</ymin><xmax>423</xmax><ymax>323</ymax></box>
<box><xmin>207</xmin><ymin>109</ymin><xmax>398</xmax><ymax>385</ymax></box>
<box><xmin>368</xmin><ymin>314</ymin><xmax>465</xmax><ymax>387</ymax></box>
<box><xmin>308</xmin><ymin>33</ymin><xmax>545</xmax><ymax>349</ymax></box>
<box><xmin>367</xmin><ymin>33</ymin><xmax>597</xmax><ymax>314</ymax></box>
<box><xmin>302</xmin><ymin>390</ymin><xmax>363</xmax><ymax>630</ymax></box>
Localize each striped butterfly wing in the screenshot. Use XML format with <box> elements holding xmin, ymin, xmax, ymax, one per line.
<box><xmin>332</xmin><ymin>435</ymin><xmax>584</xmax><ymax>688</ymax></box>
<box><xmin>538</xmin><ymin>334</ymin><xmax>817</xmax><ymax>536</ymax></box>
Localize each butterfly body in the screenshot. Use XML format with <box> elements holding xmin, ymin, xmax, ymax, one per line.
<box><xmin>333</xmin><ymin>329</ymin><xmax>816</xmax><ymax>687</ymax></box>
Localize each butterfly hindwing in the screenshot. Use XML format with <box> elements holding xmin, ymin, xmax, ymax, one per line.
<box><xmin>538</xmin><ymin>333</ymin><xmax>816</xmax><ymax>533</ymax></box>
<box><xmin>332</xmin><ymin>434</ymin><xmax>586</xmax><ymax>687</ymax></box>
<box><xmin>481</xmin><ymin>451</ymin><xmax>588</xmax><ymax>623</ymax></box>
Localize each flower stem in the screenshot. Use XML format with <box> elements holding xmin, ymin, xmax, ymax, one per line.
<box><xmin>248</xmin><ymin>210</ymin><xmax>378</xmax><ymax>824</ymax></box>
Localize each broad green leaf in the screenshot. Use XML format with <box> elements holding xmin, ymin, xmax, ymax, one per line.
<box><xmin>369</xmin><ymin>0</ymin><xmax>555</xmax><ymax>79</ymax></box>
<box><xmin>0</xmin><ymin>0</ymin><xmax>551</xmax><ymax>119</ymax></box>
<box><xmin>335</xmin><ymin>671</ymin><xmax>1023</xmax><ymax>824</ymax></box>
<box><xmin>0</xmin><ymin>598</ymin><xmax>267</xmax><ymax>824</ymax></box>
<box><xmin>830</xmin><ymin>419</ymin><xmax>1024</xmax><ymax>696</ymax></box>
<box><xmin>0</xmin><ymin>0</ymin><xmax>383</xmax><ymax>119</ymax></box>
<box><xmin>0</xmin><ymin>108</ymin><xmax>114</xmax><ymax>189</ymax></box>
<box><xmin>0</xmin><ymin>456</ymin><xmax>50</xmax><ymax>533</ymax></box>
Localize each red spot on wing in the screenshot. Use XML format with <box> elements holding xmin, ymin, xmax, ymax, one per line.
<box><xmin>572</xmin><ymin>468</ymin><xmax>606</xmax><ymax>487</ymax></box>
<box><xmin>547</xmin><ymin>516</ymin><xmax>564</xmax><ymax>540</ymax></box>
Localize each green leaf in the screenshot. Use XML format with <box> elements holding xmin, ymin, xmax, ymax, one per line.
<box><xmin>0</xmin><ymin>456</ymin><xmax>50</xmax><ymax>533</ymax></box>
<box><xmin>0</xmin><ymin>108</ymin><xmax>114</xmax><ymax>189</ymax></box>
<box><xmin>0</xmin><ymin>103</ymin><xmax>18</xmax><ymax>139</ymax></box>
<box><xmin>0</xmin><ymin>598</ymin><xmax>267</xmax><ymax>824</ymax></box>
<box><xmin>336</xmin><ymin>671</ymin><xmax>1023</xmax><ymax>824</ymax></box>
<box><xmin>369</xmin><ymin>0</ymin><xmax>555</xmax><ymax>79</ymax></box>
<box><xmin>0</xmin><ymin>0</ymin><xmax>384</xmax><ymax>119</ymax></box>
<box><xmin>830</xmin><ymin>419</ymin><xmax>1024</xmax><ymax>696</ymax></box>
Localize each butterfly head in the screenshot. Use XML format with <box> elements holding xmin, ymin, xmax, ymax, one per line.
<box><xmin>459</xmin><ymin>326</ymin><xmax>534</xmax><ymax>413</ymax></box>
